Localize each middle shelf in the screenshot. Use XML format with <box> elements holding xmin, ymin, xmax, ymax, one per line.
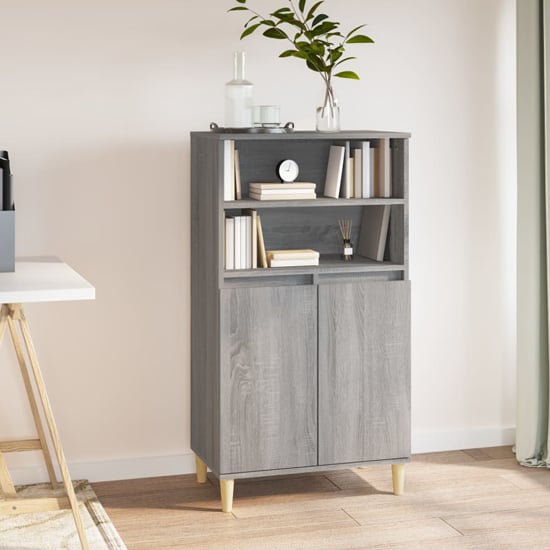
<box><xmin>224</xmin><ymin>197</ymin><xmax>405</xmax><ymax>209</ymax></box>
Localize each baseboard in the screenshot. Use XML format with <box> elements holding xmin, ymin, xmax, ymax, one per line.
<box><xmin>411</xmin><ymin>426</ymin><xmax>516</xmax><ymax>454</ymax></box>
<box><xmin>9</xmin><ymin>452</ymin><xmax>197</xmax><ymax>485</ymax></box>
<box><xmin>9</xmin><ymin>427</ymin><xmax>516</xmax><ymax>485</ymax></box>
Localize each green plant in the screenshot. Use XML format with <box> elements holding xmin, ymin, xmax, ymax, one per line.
<box><xmin>229</xmin><ymin>0</ymin><xmax>374</xmax><ymax>107</ymax></box>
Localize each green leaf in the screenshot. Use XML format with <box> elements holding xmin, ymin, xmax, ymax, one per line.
<box><xmin>273</xmin><ymin>12</ymin><xmax>301</xmax><ymax>26</ymax></box>
<box><xmin>295</xmin><ymin>40</ymin><xmax>310</xmax><ymax>50</ymax></box>
<box><xmin>240</xmin><ymin>22</ymin><xmax>262</xmax><ymax>39</ymax></box>
<box><xmin>228</xmin><ymin>6</ymin><xmax>248</xmax><ymax>11</ymax></box>
<box><xmin>329</xmin><ymin>48</ymin><xmax>344</xmax><ymax>63</ymax></box>
<box><xmin>236</xmin><ymin>0</ymin><xmax>246</xmax><ymax>3</ymax></box>
<box><xmin>306</xmin><ymin>58</ymin><xmax>323</xmax><ymax>73</ymax></box>
<box><xmin>271</xmin><ymin>7</ymin><xmax>292</xmax><ymax>19</ymax></box>
<box><xmin>334</xmin><ymin>56</ymin><xmax>356</xmax><ymax>66</ymax></box>
<box><xmin>311</xmin><ymin>21</ymin><xmax>338</xmax><ymax>36</ymax></box>
<box><xmin>345</xmin><ymin>24</ymin><xmax>366</xmax><ymax>37</ymax></box>
<box><xmin>312</xmin><ymin>13</ymin><xmax>329</xmax><ymax>26</ymax></box>
<box><xmin>263</xmin><ymin>27</ymin><xmax>288</xmax><ymax>39</ymax></box>
<box><xmin>306</xmin><ymin>0</ymin><xmax>324</xmax><ymax>20</ymax></box>
<box><xmin>306</xmin><ymin>55</ymin><xmax>326</xmax><ymax>72</ymax></box>
<box><xmin>280</xmin><ymin>49</ymin><xmax>307</xmax><ymax>60</ymax></box>
<box><xmin>294</xmin><ymin>40</ymin><xmax>324</xmax><ymax>57</ymax></box>
<box><xmin>346</xmin><ymin>34</ymin><xmax>374</xmax><ymax>44</ymax></box>
<box><xmin>245</xmin><ymin>15</ymin><xmax>259</xmax><ymax>26</ymax></box>
<box><xmin>334</xmin><ymin>70</ymin><xmax>360</xmax><ymax>79</ymax></box>
<box><xmin>299</xmin><ymin>0</ymin><xmax>307</xmax><ymax>12</ymax></box>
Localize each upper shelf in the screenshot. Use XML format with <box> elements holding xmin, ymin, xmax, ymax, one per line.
<box><xmin>224</xmin><ymin>197</ymin><xmax>406</xmax><ymax>209</ymax></box>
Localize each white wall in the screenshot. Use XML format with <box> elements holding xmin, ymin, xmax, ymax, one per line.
<box><xmin>0</xmin><ymin>0</ymin><xmax>516</xmax><ymax>483</ymax></box>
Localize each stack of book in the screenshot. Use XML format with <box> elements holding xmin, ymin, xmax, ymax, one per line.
<box><xmin>225</xmin><ymin>210</ymin><xmax>255</xmax><ymax>270</ymax></box>
<box><xmin>225</xmin><ymin>210</ymin><xmax>268</xmax><ymax>270</ymax></box>
<box><xmin>249</xmin><ymin>182</ymin><xmax>316</xmax><ymax>201</ymax></box>
<box><xmin>266</xmin><ymin>249</ymin><xmax>320</xmax><ymax>268</ymax></box>
<box><xmin>323</xmin><ymin>139</ymin><xmax>391</xmax><ymax>200</ymax></box>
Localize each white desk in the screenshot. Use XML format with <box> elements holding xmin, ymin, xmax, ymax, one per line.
<box><xmin>0</xmin><ymin>257</ymin><xmax>95</xmax><ymax>303</ymax></box>
<box><xmin>0</xmin><ymin>258</ymin><xmax>95</xmax><ymax>550</ymax></box>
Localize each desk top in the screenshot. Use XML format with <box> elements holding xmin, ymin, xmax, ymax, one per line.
<box><xmin>0</xmin><ymin>257</ymin><xmax>95</xmax><ymax>304</ymax></box>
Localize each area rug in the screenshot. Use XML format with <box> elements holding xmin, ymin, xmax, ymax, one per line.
<box><xmin>0</xmin><ymin>479</ymin><xmax>126</xmax><ymax>550</ymax></box>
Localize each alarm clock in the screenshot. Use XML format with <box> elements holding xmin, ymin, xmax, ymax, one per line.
<box><xmin>277</xmin><ymin>159</ymin><xmax>299</xmax><ymax>183</ymax></box>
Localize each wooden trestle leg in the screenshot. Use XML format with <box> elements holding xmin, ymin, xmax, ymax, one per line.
<box><xmin>0</xmin><ymin>304</ymin><xmax>89</xmax><ymax>550</ymax></box>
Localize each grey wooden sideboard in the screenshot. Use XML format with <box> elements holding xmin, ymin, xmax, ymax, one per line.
<box><xmin>190</xmin><ymin>130</ymin><xmax>411</xmax><ymax>512</ymax></box>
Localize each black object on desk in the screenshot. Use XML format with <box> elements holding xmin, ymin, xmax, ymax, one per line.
<box><xmin>0</xmin><ymin>150</ymin><xmax>13</xmax><ymax>211</ymax></box>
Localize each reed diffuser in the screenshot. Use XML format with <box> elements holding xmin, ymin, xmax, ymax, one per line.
<box><xmin>338</xmin><ymin>219</ymin><xmax>353</xmax><ymax>261</ymax></box>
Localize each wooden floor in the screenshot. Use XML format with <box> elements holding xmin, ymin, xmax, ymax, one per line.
<box><xmin>92</xmin><ymin>447</ymin><xmax>550</xmax><ymax>549</ymax></box>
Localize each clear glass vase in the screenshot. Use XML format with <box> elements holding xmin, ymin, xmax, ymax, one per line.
<box><xmin>316</xmin><ymin>82</ymin><xmax>340</xmax><ymax>132</ymax></box>
<box><xmin>224</xmin><ymin>51</ymin><xmax>254</xmax><ymax>128</ymax></box>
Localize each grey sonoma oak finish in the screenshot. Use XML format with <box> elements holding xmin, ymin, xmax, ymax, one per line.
<box><xmin>190</xmin><ymin>130</ymin><xmax>411</xmax><ymax>513</ymax></box>
<box><xmin>220</xmin><ymin>285</ymin><xmax>317</xmax><ymax>474</ymax></box>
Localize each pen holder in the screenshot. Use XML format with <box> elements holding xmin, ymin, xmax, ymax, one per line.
<box><xmin>0</xmin><ymin>210</ymin><xmax>15</xmax><ymax>272</ymax></box>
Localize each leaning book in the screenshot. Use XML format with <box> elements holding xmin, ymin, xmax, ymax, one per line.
<box><xmin>357</xmin><ymin>205</ymin><xmax>391</xmax><ymax>261</ymax></box>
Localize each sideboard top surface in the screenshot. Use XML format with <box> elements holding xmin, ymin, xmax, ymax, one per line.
<box><xmin>191</xmin><ymin>130</ymin><xmax>411</xmax><ymax>141</ymax></box>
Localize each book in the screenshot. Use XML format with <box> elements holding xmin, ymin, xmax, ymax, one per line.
<box><xmin>249</xmin><ymin>191</ymin><xmax>316</xmax><ymax>201</ymax></box>
<box><xmin>361</xmin><ymin>141</ymin><xmax>372</xmax><ymax>198</ymax></box>
<box><xmin>323</xmin><ymin>145</ymin><xmax>345</xmax><ymax>198</ymax></box>
<box><xmin>249</xmin><ymin>187</ymin><xmax>315</xmax><ymax>195</ymax></box>
<box><xmin>249</xmin><ymin>182</ymin><xmax>316</xmax><ymax>190</ymax></box>
<box><xmin>251</xmin><ymin>211</ymin><xmax>257</xmax><ymax>269</ymax></box>
<box><xmin>223</xmin><ymin>140</ymin><xmax>235</xmax><ymax>201</ymax></box>
<box><xmin>373</xmin><ymin>138</ymin><xmax>391</xmax><ymax>197</ymax></box>
<box><xmin>357</xmin><ymin>205</ymin><xmax>391</xmax><ymax>261</ymax></box>
<box><xmin>370</xmin><ymin>147</ymin><xmax>375</xmax><ymax>198</ymax></box>
<box><xmin>244</xmin><ymin>209</ymin><xmax>258</xmax><ymax>268</ymax></box>
<box><xmin>234</xmin><ymin>215</ymin><xmax>242</xmax><ymax>269</ymax></box>
<box><xmin>372</xmin><ymin>146</ymin><xmax>379</xmax><ymax>197</ymax></box>
<box><xmin>256</xmin><ymin>214</ymin><xmax>268</xmax><ymax>268</ymax></box>
<box><xmin>244</xmin><ymin>215</ymin><xmax>251</xmax><ymax>269</ymax></box>
<box><xmin>234</xmin><ymin>149</ymin><xmax>242</xmax><ymax>200</ymax></box>
<box><xmin>352</xmin><ymin>148</ymin><xmax>362</xmax><ymax>199</ymax></box>
<box><xmin>340</xmin><ymin>142</ymin><xmax>352</xmax><ymax>199</ymax></box>
<box><xmin>269</xmin><ymin>258</ymin><xmax>320</xmax><ymax>267</ymax></box>
<box><xmin>224</xmin><ymin>216</ymin><xmax>234</xmax><ymax>270</ymax></box>
<box><xmin>267</xmin><ymin>249</ymin><xmax>320</xmax><ymax>260</ymax></box>
<box><xmin>348</xmin><ymin>156</ymin><xmax>355</xmax><ymax>199</ymax></box>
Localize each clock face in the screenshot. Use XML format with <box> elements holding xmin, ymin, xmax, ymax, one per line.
<box><xmin>277</xmin><ymin>159</ymin><xmax>300</xmax><ymax>182</ymax></box>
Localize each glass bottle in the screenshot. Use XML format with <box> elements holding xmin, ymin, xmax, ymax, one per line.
<box><xmin>224</xmin><ymin>52</ymin><xmax>254</xmax><ymax>128</ymax></box>
<box><xmin>316</xmin><ymin>81</ymin><xmax>340</xmax><ymax>132</ymax></box>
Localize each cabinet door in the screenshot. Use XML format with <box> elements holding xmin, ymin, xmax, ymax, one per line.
<box><xmin>220</xmin><ymin>285</ymin><xmax>317</xmax><ymax>474</ymax></box>
<box><xmin>318</xmin><ymin>281</ymin><xmax>410</xmax><ymax>465</ymax></box>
